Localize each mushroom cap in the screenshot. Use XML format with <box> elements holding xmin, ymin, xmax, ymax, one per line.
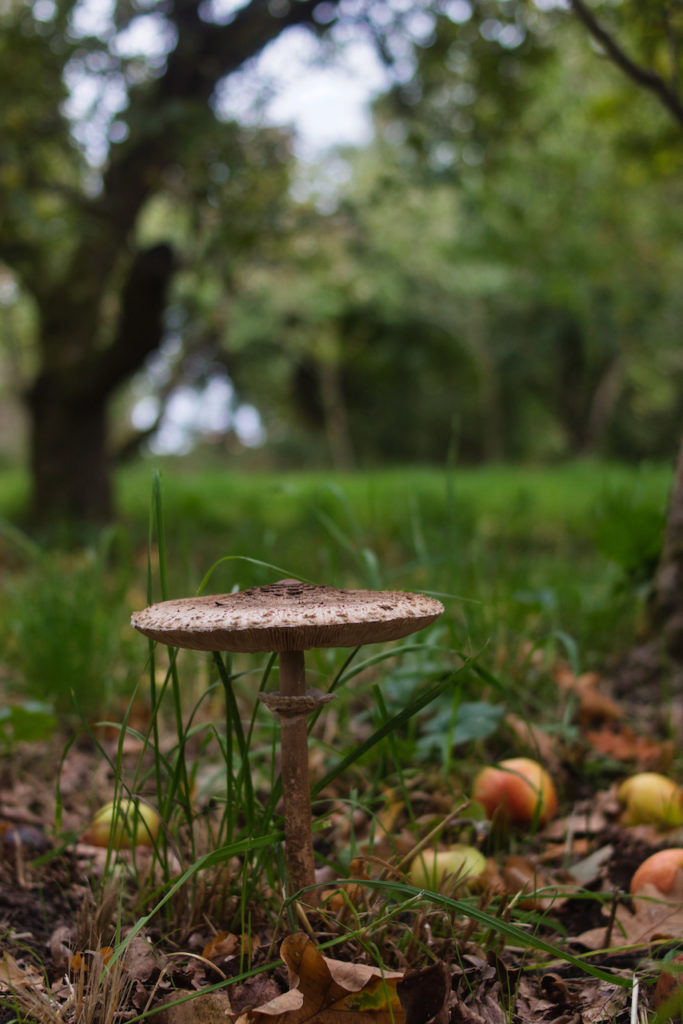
<box><xmin>131</xmin><ymin>578</ymin><xmax>444</xmax><ymax>653</ymax></box>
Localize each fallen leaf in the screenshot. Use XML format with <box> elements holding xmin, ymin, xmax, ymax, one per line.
<box><xmin>234</xmin><ymin>934</ymin><xmax>449</xmax><ymax>1024</ymax></box>
<box><xmin>584</xmin><ymin>725</ymin><xmax>674</xmax><ymax>770</ymax></box>
<box><xmin>565</xmin><ymin>844</ymin><xmax>614</xmax><ymax>887</ymax></box>
<box><xmin>555</xmin><ymin>669</ymin><xmax>622</xmax><ymax>727</ymax></box>
<box><xmin>236</xmin><ymin>933</ymin><xmax>403</xmax><ymax>1024</ymax></box>
<box><xmin>504</xmin><ymin>714</ymin><xmax>557</xmax><ymax>767</ymax></box>
<box><xmin>575</xmin><ymin>882</ymin><xmax>683</xmax><ymax>949</ymax></box>
<box><xmin>322</xmin><ymin>858</ymin><xmax>371</xmax><ymax>913</ymax></box>
<box><xmin>202</xmin><ymin>931</ymin><xmax>239</xmax><ymax>961</ymax></box>
<box><xmin>654</xmin><ymin>953</ymin><xmax>683</xmax><ymax>1016</ymax></box>
<box><xmin>155</xmin><ymin>989</ymin><xmax>233</xmax><ymax>1024</ymax></box>
<box><xmin>396</xmin><ymin>962</ymin><xmax>450</xmax><ymax>1024</ymax></box>
<box><xmin>501</xmin><ymin>855</ymin><xmax>566</xmax><ymax>910</ymax></box>
<box><xmin>69</xmin><ymin>946</ymin><xmax>114</xmax><ymax>972</ymax></box>
<box><xmin>0</xmin><ymin>953</ymin><xmax>44</xmax><ymax>991</ymax></box>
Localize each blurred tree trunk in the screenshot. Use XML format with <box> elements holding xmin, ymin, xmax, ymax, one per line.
<box><xmin>582</xmin><ymin>357</ymin><xmax>623</xmax><ymax>455</ymax></box>
<box><xmin>613</xmin><ymin>439</ymin><xmax>683</xmax><ymax>692</ymax></box>
<box><xmin>646</xmin><ymin>439</ymin><xmax>683</xmax><ymax>657</ymax></box>
<box><xmin>26</xmin><ymin>243</ymin><xmax>176</xmax><ymax>522</ymax></box>
<box><xmin>567</xmin><ymin>0</ymin><xmax>683</xmax><ymax>693</ymax></box>
<box><xmin>319</xmin><ymin>361</ymin><xmax>355</xmax><ymax>471</ymax></box>
<box><xmin>28</xmin><ymin>377</ymin><xmax>113</xmax><ymax>523</ymax></box>
<box><xmin>16</xmin><ymin>0</ymin><xmax>323</xmax><ymax>527</ymax></box>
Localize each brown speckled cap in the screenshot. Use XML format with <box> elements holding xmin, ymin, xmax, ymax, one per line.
<box><xmin>131</xmin><ymin>578</ymin><xmax>444</xmax><ymax>653</ymax></box>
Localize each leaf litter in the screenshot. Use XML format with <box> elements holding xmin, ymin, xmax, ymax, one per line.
<box><xmin>0</xmin><ymin>666</ymin><xmax>681</xmax><ymax>1023</ymax></box>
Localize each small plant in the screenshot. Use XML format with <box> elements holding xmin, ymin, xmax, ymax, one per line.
<box><xmin>3</xmin><ymin>528</ymin><xmax>137</xmax><ymax>720</ymax></box>
<box><xmin>2</xmin><ymin>945</ymin><xmax>134</xmax><ymax>1024</ymax></box>
<box><xmin>593</xmin><ymin>482</ymin><xmax>665</xmax><ymax>586</ymax></box>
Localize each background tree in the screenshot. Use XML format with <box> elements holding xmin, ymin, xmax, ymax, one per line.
<box><xmin>205</xmin><ymin>9</ymin><xmax>681</xmax><ymax>467</ymax></box>
<box><xmin>1</xmin><ymin>0</ymin><xmax>326</xmax><ymax>522</ymax></box>
<box><xmin>2</xmin><ymin>0</ymin><xmax>681</xmax><ymax>524</ymax></box>
<box><xmin>560</xmin><ymin>0</ymin><xmax>683</xmax><ymax>691</ymax></box>
<box><xmin>0</xmin><ymin>0</ymin><xmax>437</xmax><ymax>524</ymax></box>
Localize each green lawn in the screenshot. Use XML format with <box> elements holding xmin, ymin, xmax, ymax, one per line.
<box><xmin>0</xmin><ymin>457</ymin><xmax>672</xmax><ymax>724</ymax></box>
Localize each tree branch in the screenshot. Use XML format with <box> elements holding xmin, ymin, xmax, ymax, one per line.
<box><xmin>569</xmin><ymin>0</ymin><xmax>683</xmax><ymax>127</ymax></box>
<box><xmin>61</xmin><ymin>0</ymin><xmax>332</xmax><ymax>319</ymax></box>
<box><xmin>87</xmin><ymin>243</ymin><xmax>178</xmax><ymax>398</ymax></box>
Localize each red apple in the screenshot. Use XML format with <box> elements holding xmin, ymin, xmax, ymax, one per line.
<box><xmin>617</xmin><ymin>773</ymin><xmax>683</xmax><ymax>828</ymax></box>
<box><xmin>410</xmin><ymin>844</ymin><xmax>487</xmax><ymax>892</ymax></box>
<box><xmin>630</xmin><ymin>848</ymin><xmax>683</xmax><ymax>895</ymax></box>
<box><xmin>472</xmin><ymin>757</ymin><xmax>557</xmax><ymax>826</ymax></box>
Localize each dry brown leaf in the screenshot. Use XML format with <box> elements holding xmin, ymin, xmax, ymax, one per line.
<box><xmin>503</xmin><ymin>714</ymin><xmax>557</xmax><ymax>767</ymax></box>
<box><xmin>584</xmin><ymin>725</ymin><xmax>674</xmax><ymax>770</ymax></box>
<box><xmin>322</xmin><ymin>858</ymin><xmax>371</xmax><ymax>913</ymax></box>
<box><xmin>202</xmin><ymin>931</ymin><xmax>239</xmax><ymax>961</ymax></box>
<box><xmin>654</xmin><ymin>953</ymin><xmax>683</xmax><ymax>1015</ymax></box>
<box><xmin>501</xmin><ymin>854</ymin><xmax>566</xmax><ymax>910</ymax></box>
<box><xmin>450</xmin><ymin>985</ymin><xmax>506</xmax><ymax>1024</ymax></box>
<box><xmin>124</xmin><ymin>934</ymin><xmax>163</xmax><ymax>983</ymax></box>
<box><xmin>48</xmin><ymin>923</ymin><xmax>74</xmax><ymax>972</ymax></box>
<box><xmin>155</xmin><ymin>989</ymin><xmax>233</xmax><ymax>1024</ymax></box>
<box><xmin>554</xmin><ymin>669</ymin><xmax>623</xmax><ymax>727</ymax></box>
<box><xmin>70</xmin><ymin>946</ymin><xmax>114</xmax><ymax>972</ymax></box>
<box><xmin>576</xmin><ymin>882</ymin><xmax>683</xmax><ymax>950</ymax></box>
<box><xmin>234</xmin><ymin>934</ymin><xmax>403</xmax><ymax>1024</ymax></box>
<box><xmin>233</xmin><ymin>934</ymin><xmax>449</xmax><ymax>1024</ymax></box>
<box><xmin>397</xmin><ymin>963</ymin><xmax>450</xmax><ymax>1024</ymax></box>
<box><xmin>544</xmin><ymin>791</ymin><xmax>617</xmax><ymax>843</ymax></box>
<box><xmin>0</xmin><ymin>953</ymin><xmax>45</xmax><ymax>991</ymax></box>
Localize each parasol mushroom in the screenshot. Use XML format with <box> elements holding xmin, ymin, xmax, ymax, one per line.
<box><xmin>131</xmin><ymin>578</ymin><xmax>444</xmax><ymax>898</ymax></box>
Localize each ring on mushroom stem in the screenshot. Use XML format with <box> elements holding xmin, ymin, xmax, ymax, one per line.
<box><xmin>131</xmin><ymin>578</ymin><xmax>444</xmax><ymax>900</ymax></box>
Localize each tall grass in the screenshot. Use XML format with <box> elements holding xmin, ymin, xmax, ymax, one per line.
<box><xmin>0</xmin><ymin>458</ymin><xmax>671</xmax><ymax>734</ymax></box>
<box><xmin>0</xmin><ymin>459</ymin><xmax>670</xmax><ymax>1018</ymax></box>
<box><xmin>63</xmin><ymin>470</ymin><xmax>630</xmax><ymax>963</ymax></box>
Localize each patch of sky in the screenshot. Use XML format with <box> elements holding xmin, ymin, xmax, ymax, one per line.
<box><xmin>132</xmin><ymin>375</ymin><xmax>265</xmax><ymax>455</ymax></box>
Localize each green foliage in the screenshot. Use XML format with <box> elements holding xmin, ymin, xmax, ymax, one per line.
<box><xmin>2</xmin><ymin>528</ymin><xmax>138</xmax><ymax>719</ymax></box>
<box><xmin>0</xmin><ymin>459</ymin><xmax>674</xmax><ymax>1010</ymax></box>
<box><xmin>417</xmin><ymin>700</ymin><xmax>505</xmax><ymax>763</ymax></box>
<box><xmin>206</xmin><ymin>17</ymin><xmax>682</xmax><ymax>467</ymax></box>
<box><xmin>0</xmin><ymin>5</ymin><xmax>80</xmax><ymax>280</ymax></box>
<box><xmin>593</xmin><ymin>480</ymin><xmax>666</xmax><ymax>584</ymax></box>
<box><xmin>0</xmin><ymin>700</ymin><xmax>57</xmax><ymax>750</ymax></box>
<box><xmin>1</xmin><ymin>0</ymin><xmax>682</xmax><ymax>520</ymax></box>
<box><xmin>26</xmin><ymin>462</ymin><xmax>654</xmax><ymax>997</ymax></box>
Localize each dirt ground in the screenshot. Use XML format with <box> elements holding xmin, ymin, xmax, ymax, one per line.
<box><xmin>1</xmin><ymin>686</ymin><xmax>682</xmax><ymax>1024</ymax></box>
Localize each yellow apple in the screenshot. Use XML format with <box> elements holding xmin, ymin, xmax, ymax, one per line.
<box><xmin>410</xmin><ymin>844</ymin><xmax>487</xmax><ymax>892</ymax></box>
<box><xmin>618</xmin><ymin>773</ymin><xmax>683</xmax><ymax>828</ymax></box>
<box><xmin>472</xmin><ymin>757</ymin><xmax>557</xmax><ymax>826</ymax></box>
<box><xmin>84</xmin><ymin>798</ymin><xmax>160</xmax><ymax>849</ymax></box>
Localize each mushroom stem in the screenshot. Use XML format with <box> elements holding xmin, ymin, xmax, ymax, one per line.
<box><xmin>277</xmin><ymin>650</ymin><xmax>317</xmax><ymax>897</ymax></box>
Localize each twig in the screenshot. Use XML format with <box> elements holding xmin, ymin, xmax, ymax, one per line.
<box><xmin>630</xmin><ymin>972</ymin><xmax>639</xmax><ymax>1024</ymax></box>
<box><xmin>569</xmin><ymin>0</ymin><xmax>683</xmax><ymax>127</ymax></box>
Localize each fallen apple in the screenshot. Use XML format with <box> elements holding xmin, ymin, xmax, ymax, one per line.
<box><xmin>617</xmin><ymin>773</ymin><xmax>683</xmax><ymax>828</ymax></box>
<box><xmin>410</xmin><ymin>844</ymin><xmax>487</xmax><ymax>892</ymax></box>
<box><xmin>472</xmin><ymin>757</ymin><xmax>557</xmax><ymax>826</ymax></box>
<box><xmin>84</xmin><ymin>798</ymin><xmax>160</xmax><ymax>849</ymax></box>
<box><xmin>630</xmin><ymin>848</ymin><xmax>683</xmax><ymax>896</ymax></box>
